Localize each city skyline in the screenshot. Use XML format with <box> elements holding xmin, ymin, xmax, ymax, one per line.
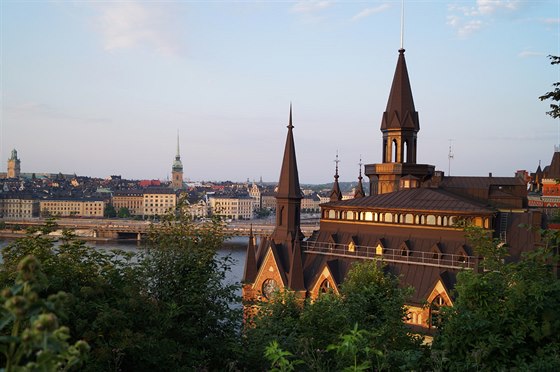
<box><xmin>2</xmin><ymin>1</ymin><xmax>559</xmax><ymax>183</ymax></box>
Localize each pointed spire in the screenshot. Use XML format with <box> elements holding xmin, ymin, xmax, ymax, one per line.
<box><xmin>330</xmin><ymin>151</ymin><xmax>342</xmax><ymax>202</ymax></box>
<box><xmin>276</xmin><ymin>104</ymin><xmax>302</xmax><ymax>200</ymax></box>
<box><xmin>242</xmin><ymin>224</ymin><xmax>257</xmax><ymax>283</ymax></box>
<box><xmin>176</xmin><ymin>130</ymin><xmax>180</xmax><ymax>158</ymax></box>
<box><xmin>381</xmin><ymin>48</ymin><xmax>419</xmax><ymax>131</ymax></box>
<box><xmin>354</xmin><ymin>156</ymin><xmax>365</xmax><ymax>198</ymax></box>
<box><xmin>288</xmin><ymin>230</ymin><xmax>305</xmax><ymax>291</ymax></box>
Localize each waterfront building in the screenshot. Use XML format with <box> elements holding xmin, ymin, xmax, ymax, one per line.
<box><xmin>0</xmin><ymin>194</ymin><xmax>39</xmax><ymax>219</ymax></box>
<box><xmin>40</xmin><ymin>198</ymin><xmax>105</xmax><ymax>218</ymax></box>
<box><xmin>171</xmin><ymin>132</ymin><xmax>184</xmax><ymax>190</ymax></box>
<box><xmin>248</xmin><ymin>182</ymin><xmax>262</xmax><ymax>210</ymax></box>
<box><xmin>112</xmin><ymin>190</ymin><xmax>144</xmax><ymax>216</ymax></box>
<box><xmin>243</xmin><ymin>49</ymin><xmax>546</xmax><ymax>330</ymax></box>
<box><xmin>209</xmin><ymin>195</ymin><xmax>254</xmax><ymax>220</ymax></box>
<box><xmin>143</xmin><ymin>188</ymin><xmax>177</xmax><ymax>217</ymax></box>
<box><xmin>260</xmin><ymin>192</ymin><xmax>277</xmax><ymax>211</ymax></box>
<box><xmin>7</xmin><ymin>149</ymin><xmax>21</xmax><ymax>179</ymax></box>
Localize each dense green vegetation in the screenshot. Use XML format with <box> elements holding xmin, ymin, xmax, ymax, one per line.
<box><xmin>0</xmin><ymin>213</ymin><xmax>559</xmax><ymax>370</ymax></box>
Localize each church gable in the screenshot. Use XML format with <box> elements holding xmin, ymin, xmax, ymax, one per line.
<box><xmin>252</xmin><ymin>246</ymin><xmax>287</xmax><ymax>300</ymax></box>
<box><xmin>309</xmin><ymin>264</ymin><xmax>340</xmax><ymax>299</ymax></box>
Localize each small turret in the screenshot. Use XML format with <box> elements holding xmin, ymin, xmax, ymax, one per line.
<box><xmin>330</xmin><ymin>152</ymin><xmax>342</xmax><ymax>202</ymax></box>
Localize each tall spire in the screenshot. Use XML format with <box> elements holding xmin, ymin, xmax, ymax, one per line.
<box><xmin>242</xmin><ymin>224</ymin><xmax>257</xmax><ymax>283</ymax></box>
<box><xmin>271</xmin><ymin>104</ymin><xmax>302</xmax><ymax>242</ymax></box>
<box><xmin>276</xmin><ymin>103</ymin><xmax>301</xmax><ymax>199</ymax></box>
<box><xmin>381</xmin><ymin>49</ymin><xmax>418</xmax><ymax>132</ymax></box>
<box><xmin>330</xmin><ymin>151</ymin><xmax>342</xmax><ymax>202</ymax></box>
<box><xmin>354</xmin><ymin>156</ymin><xmax>365</xmax><ymax>198</ymax></box>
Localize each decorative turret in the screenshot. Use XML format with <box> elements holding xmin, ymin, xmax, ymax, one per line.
<box><xmin>242</xmin><ymin>224</ymin><xmax>258</xmax><ymax>283</ymax></box>
<box><xmin>354</xmin><ymin>157</ymin><xmax>365</xmax><ymax>198</ymax></box>
<box><xmin>381</xmin><ymin>48</ymin><xmax>419</xmax><ymax>164</ymax></box>
<box><xmin>271</xmin><ymin>104</ymin><xmax>303</xmax><ymax>243</ymax></box>
<box><xmin>171</xmin><ymin>131</ymin><xmax>184</xmax><ymax>190</ymax></box>
<box><xmin>330</xmin><ymin>152</ymin><xmax>342</xmax><ymax>202</ymax></box>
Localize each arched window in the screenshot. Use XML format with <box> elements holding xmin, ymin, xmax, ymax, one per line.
<box><xmin>320</xmin><ymin>279</ymin><xmax>332</xmax><ymax>294</ymax></box>
<box><xmin>426</xmin><ymin>215</ymin><xmax>436</xmax><ymax>225</ymax></box>
<box><xmin>392</xmin><ymin>139</ymin><xmax>398</xmax><ymax>162</ymax></box>
<box><xmin>364</xmin><ymin>212</ymin><xmax>373</xmax><ymax>221</ymax></box>
<box><xmin>403</xmin><ymin>140</ymin><xmax>408</xmax><ymax>163</ymax></box>
<box><xmin>405</xmin><ymin>214</ymin><xmax>414</xmax><ymax>224</ymax></box>
<box><xmin>347</xmin><ymin>211</ymin><xmax>355</xmax><ymax>220</ymax></box>
<box><xmin>384</xmin><ymin>213</ymin><xmax>393</xmax><ymax>223</ymax></box>
<box><xmin>328</xmin><ymin>210</ymin><xmax>336</xmax><ymax>219</ymax></box>
<box><xmin>348</xmin><ymin>241</ymin><xmax>356</xmax><ymax>253</ymax></box>
<box><xmin>429</xmin><ymin>295</ymin><xmax>447</xmax><ymax>328</ymax></box>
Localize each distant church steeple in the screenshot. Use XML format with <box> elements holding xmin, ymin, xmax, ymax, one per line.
<box><xmin>7</xmin><ymin>149</ymin><xmax>21</xmax><ymax>179</ymax></box>
<box><xmin>271</xmin><ymin>104</ymin><xmax>303</xmax><ymax>243</ymax></box>
<box><xmin>330</xmin><ymin>151</ymin><xmax>342</xmax><ymax>202</ymax></box>
<box><xmin>171</xmin><ymin>131</ymin><xmax>184</xmax><ymax>190</ymax></box>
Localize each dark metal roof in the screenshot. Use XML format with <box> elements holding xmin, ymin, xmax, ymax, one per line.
<box><xmin>380</xmin><ymin>49</ymin><xmax>419</xmax><ymax>131</ymax></box>
<box><xmin>321</xmin><ymin>187</ymin><xmax>494</xmax><ymax>214</ymax></box>
<box><xmin>546</xmin><ymin>151</ymin><xmax>560</xmax><ymax>179</ymax></box>
<box><xmin>440</xmin><ymin>176</ymin><xmax>525</xmax><ymax>188</ymax></box>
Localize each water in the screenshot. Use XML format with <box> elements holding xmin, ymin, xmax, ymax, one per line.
<box><xmin>0</xmin><ymin>236</ymin><xmax>248</xmax><ymax>295</ymax></box>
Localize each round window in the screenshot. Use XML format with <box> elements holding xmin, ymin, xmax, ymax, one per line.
<box><xmin>262</xmin><ymin>278</ymin><xmax>279</xmax><ymax>299</ymax></box>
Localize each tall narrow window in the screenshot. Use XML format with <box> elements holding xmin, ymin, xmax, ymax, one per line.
<box><xmin>429</xmin><ymin>295</ymin><xmax>446</xmax><ymax>328</ymax></box>
<box><xmin>392</xmin><ymin>139</ymin><xmax>398</xmax><ymax>162</ymax></box>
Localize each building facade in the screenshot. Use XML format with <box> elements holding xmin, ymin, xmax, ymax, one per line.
<box><xmin>0</xmin><ymin>194</ymin><xmax>39</xmax><ymax>219</ymax></box>
<box><xmin>209</xmin><ymin>196</ymin><xmax>254</xmax><ymax>220</ymax></box>
<box><xmin>40</xmin><ymin>199</ymin><xmax>105</xmax><ymax>218</ymax></box>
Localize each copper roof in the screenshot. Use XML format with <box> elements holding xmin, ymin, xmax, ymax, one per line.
<box><xmin>440</xmin><ymin>176</ymin><xmax>525</xmax><ymax>188</ymax></box>
<box><xmin>380</xmin><ymin>49</ymin><xmax>419</xmax><ymax>131</ymax></box>
<box><xmin>321</xmin><ymin>187</ymin><xmax>494</xmax><ymax>214</ymax></box>
<box><xmin>546</xmin><ymin>151</ymin><xmax>560</xmax><ymax>179</ymax></box>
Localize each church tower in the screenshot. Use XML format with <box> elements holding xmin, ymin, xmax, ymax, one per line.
<box><xmin>171</xmin><ymin>132</ymin><xmax>184</xmax><ymax>190</ymax></box>
<box><xmin>7</xmin><ymin>149</ymin><xmax>21</xmax><ymax>179</ymax></box>
<box><xmin>364</xmin><ymin>49</ymin><xmax>434</xmax><ymax>195</ymax></box>
<box><xmin>270</xmin><ymin>104</ymin><xmax>303</xmax><ymax>243</ymax></box>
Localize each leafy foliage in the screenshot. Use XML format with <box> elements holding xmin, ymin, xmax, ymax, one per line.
<box><xmin>0</xmin><ymin>203</ymin><xmax>242</xmax><ymax>371</ymax></box>
<box><xmin>243</xmin><ymin>260</ymin><xmax>427</xmax><ymax>371</ymax></box>
<box><xmin>0</xmin><ymin>255</ymin><xmax>89</xmax><ymax>371</ymax></box>
<box><xmin>431</xmin><ymin>228</ymin><xmax>560</xmax><ymax>370</ymax></box>
<box><xmin>539</xmin><ymin>55</ymin><xmax>560</xmax><ymax>118</ymax></box>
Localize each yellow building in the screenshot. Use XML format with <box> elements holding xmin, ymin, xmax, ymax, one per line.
<box><xmin>210</xmin><ymin>196</ymin><xmax>254</xmax><ymax>220</ymax></box>
<box><xmin>112</xmin><ymin>190</ymin><xmax>144</xmax><ymax>216</ymax></box>
<box><xmin>143</xmin><ymin>189</ymin><xmax>177</xmax><ymax>217</ymax></box>
<box><xmin>40</xmin><ymin>199</ymin><xmax>105</xmax><ymax>217</ymax></box>
<box><xmin>0</xmin><ymin>195</ymin><xmax>39</xmax><ymax>219</ymax></box>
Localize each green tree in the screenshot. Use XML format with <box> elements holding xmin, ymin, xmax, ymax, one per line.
<box><xmin>432</xmin><ymin>227</ymin><xmax>560</xmax><ymax>370</ymax></box>
<box><xmin>103</xmin><ymin>204</ymin><xmax>116</xmax><ymax>218</ymax></box>
<box><xmin>117</xmin><ymin>207</ymin><xmax>131</xmax><ymax>218</ymax></box>
<box><xmin>539</xmin><ymin>55</ymin><xmax>560</xmax><ymax>118</ymax></box>
<box><xmin>0</xmin><ymin>255</ymin><xmax>89</xmax><ymax>370</ymax></box>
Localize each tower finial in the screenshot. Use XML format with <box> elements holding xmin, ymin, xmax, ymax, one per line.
<box><xmin>330</xmin><ymin>150</ymin><xmax>342</xmax><ymax>201</ymax></box>
<box><xmin>288</xmin><ymin>102</ymin><xmax>293</xmax><ymax>129</ymax></box>
<box><xmin>355</xmin><ymin>156</ymin><xmax>365</xmax><ymax>198</ymax></box>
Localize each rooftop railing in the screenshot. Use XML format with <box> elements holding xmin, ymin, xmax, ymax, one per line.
<box><xmin>301</xmin><ymin>241</ymin><xmax>477</xmax><ymax>270</ymax></box>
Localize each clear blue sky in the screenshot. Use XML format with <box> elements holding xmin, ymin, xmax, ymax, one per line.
<box><xmin>2</xmin><ymin>1</ymin><xmax>559</xmax><ymax>183</ymax></box>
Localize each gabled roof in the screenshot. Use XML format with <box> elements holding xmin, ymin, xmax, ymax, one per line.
<box><xmin>381</xmin><ymin>49</ymin><xmax>419</xmax><ymax>131</ymax></box>
<box><xmin>322</xmin><ymin>187</ymin><xmax>494</xmax><ymax>214</ymax></box>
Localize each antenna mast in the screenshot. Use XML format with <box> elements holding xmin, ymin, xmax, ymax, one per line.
<box><xmin>448</xmin><ymin>139</ymin><xmax>454</xmax><ymax>176</ymax></box>
<box><xmin>400</xmin><ymin>0</ymin><xmax>405</xmax><ymax>49</ymax></box>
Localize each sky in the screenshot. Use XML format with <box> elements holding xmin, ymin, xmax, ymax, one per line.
<box><xmin>1</xmin><ymin>0</ymin><xmax>559</xmax><ymax>184</ymax></box>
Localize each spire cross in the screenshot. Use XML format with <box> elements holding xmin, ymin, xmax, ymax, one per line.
<box><xmin>334</xmin><ymin>151</ymin><xmax>340</xmax><ymax>179</ymax></box>
<box><xmin>358</xmin><ymin>155</ymin><xmax>363</xmax><ymax>179</ymax></box>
